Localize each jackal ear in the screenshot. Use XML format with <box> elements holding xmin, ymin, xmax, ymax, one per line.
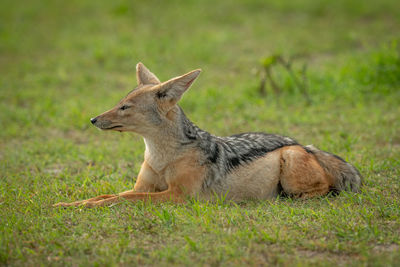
<box><xmin>155</xmin><ymin>69</ymin><xmax>201</xmax><ymax>105</ymax></box>
<box><xmin>136</xmin><ymin>62</ymin><xmax>160</xmax><ymax>85</ymax></box>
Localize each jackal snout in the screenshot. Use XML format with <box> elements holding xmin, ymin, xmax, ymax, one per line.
<box><xmin>90</xmin><ymin>112</ymin><xmax>122</xmax><ymax>130</ymax></box>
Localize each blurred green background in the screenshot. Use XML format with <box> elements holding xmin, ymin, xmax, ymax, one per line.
<box><xmin>1</xmin><ymin>0</ymin><xmax>399</xmax><ymax>265</ymax></box>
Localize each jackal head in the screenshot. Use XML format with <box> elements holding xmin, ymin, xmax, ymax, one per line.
<box><xmin>90</xmin><ymin>63</ymin><xmax>201</xmax><ymax>136</ymax></box>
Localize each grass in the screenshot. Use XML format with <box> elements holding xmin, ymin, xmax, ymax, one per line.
<box><xmin>1</xmin><ymin>0</ymin><xmax>400</xmax><ymax>265</ymax></box>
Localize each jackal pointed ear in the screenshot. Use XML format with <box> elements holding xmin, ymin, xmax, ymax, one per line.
<box><xmin>155</xmin><ymin>69</ymin><xmax>201</xmax><ymax>106</ymax></box>
<box><xmin>136</xmin><ymin>62</ymin><xmax>160</xmax><ymax>85</ymax></box>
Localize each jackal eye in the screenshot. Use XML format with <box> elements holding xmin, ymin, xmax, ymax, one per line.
<box><xmin>120</xmin><ymin>105</ymin><xmax>130</xmax><ymax>110</ymax></box>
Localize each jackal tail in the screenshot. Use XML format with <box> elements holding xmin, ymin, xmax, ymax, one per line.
<box><xmin>305</xmin><ymin>145</ymin><xmax>362</xmax><ymax>193</ymax></box>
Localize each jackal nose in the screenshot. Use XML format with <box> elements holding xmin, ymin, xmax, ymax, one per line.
<box><xmin>90</xmin><ymin>117</ymin><xmax>97</xmax><ymax>124</ymax></box>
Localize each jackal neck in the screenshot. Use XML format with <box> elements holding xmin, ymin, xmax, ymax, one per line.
<box><xmin>143</xmin><ymin>106</ymin><xmax>209</xmax><ymax>172</ymax></box>
<box><xmin>143</xmin><ymin>137</ymin><xmax>180</xmax><ymax>172</ymax></box>
<box><xmin>178</xmin><ymin>106</ymin><xmax>211</xmax><ymax>142</ymax></box>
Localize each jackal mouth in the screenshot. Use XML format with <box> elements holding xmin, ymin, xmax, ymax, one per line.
<box><xmin>102</xmin><ymin>125</ymin><xmax>123</xmax><ymax>130</ymax></box>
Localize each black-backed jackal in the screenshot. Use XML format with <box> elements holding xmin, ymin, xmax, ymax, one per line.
<box><xmin>54</xmin><ymin>63</ymin><xmax>362</xmax><ymax>207</ymax></box>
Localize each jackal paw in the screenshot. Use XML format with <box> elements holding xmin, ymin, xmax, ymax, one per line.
<box><xmin>53</xmin><ymin>202</ymin><xmax>73</xmax><ymax>207</ymax></box>
<box><xmin>53</xmin><ymin>201</ymin><xmax>88</xmax><ymax>207</ymax></box>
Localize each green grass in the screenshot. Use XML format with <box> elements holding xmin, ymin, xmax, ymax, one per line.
<box><xmin>1</xmin><ymin>0</ymin><xmax>400</xmax><ymax>265</ymax></box>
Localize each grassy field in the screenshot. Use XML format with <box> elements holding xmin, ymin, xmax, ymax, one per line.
<box><xmin>1</xmin><ymin>0</ymin><xmax>400</xmax><ymax>265</ymax></box>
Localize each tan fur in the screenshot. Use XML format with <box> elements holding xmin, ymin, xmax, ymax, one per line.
<box><xmin>305</xmin><ymin>144</ymin><xmax>362</xmax><ymax>192</ymax></box>
<box><xmin>216</xmin><ymin>150</ymin><xmax>282</xmax><ymax>201</ymax></box>
<box><xmin>165</xmin><ymin>106</ymin><xmax>179</xmax><ymax>121</ymax></box>
<box><xmin>136</xmin><ymin>62</ymin><xmax>160</xmax><ymax>85</ymax></box>
<box><xmin>164</xmin><ymin>149</ymin><xmax>206</xmax><ymax>195</ymax></box>
<box><xmin>279</xmin><ymin>146</ymin><xmax>331</xmax><ymax>198</ymax></box>
<box><xmin>134</xmin><ymin>161</ymin><xmax>167</xmax><ymax>192</ymax></box>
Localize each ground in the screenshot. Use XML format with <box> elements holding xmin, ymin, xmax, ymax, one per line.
<box><xmin>1</xmin><ymin>0</ymin><xmax>400</xmax><ymax>266</ymax></box>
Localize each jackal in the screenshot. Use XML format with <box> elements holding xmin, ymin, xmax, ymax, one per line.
<box><xmin>54</xmin><ymin>63</ymin><xmax>362</xmax><ymax>207</ymax></box>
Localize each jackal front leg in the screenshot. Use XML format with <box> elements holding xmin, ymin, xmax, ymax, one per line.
<box><xmin>79</xmin><ymin>188</ymin><xmax>184</xmax><ymax>207</ymax></box>
<box><xmin>53</xmin><ymin>161</ymin><xmax>161</xmax><ymax>207</ymax></box>
<box><xmin>82</xmin><ymin>159</ymin><xmax>205</xmax><ymax>207</ymax></box>
<box><xmin>53</xmin><ymin>194</ymin><xmax>117</xmax><ymax>207</ymax></box>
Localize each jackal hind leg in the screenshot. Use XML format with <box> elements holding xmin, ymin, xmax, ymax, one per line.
<box><xmin>279</xmin><ymin>146</ymin><xmax>331</xmax><ymax>199</ymax></box>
